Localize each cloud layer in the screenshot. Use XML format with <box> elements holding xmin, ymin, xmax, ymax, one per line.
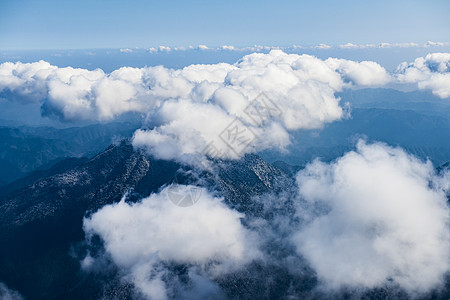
<box><xmin>1</xmin><ymin>51</ymin><xmax>450</xmax><ymax>164</ymax></box>
<box><xmin>0</xmin><ymin>50</ymin><xmax>390</xmax><ymax>161</ymax></box>
<box><xmin>83</xmin><ymin>185</ymin><xmax>260</xmax><ymax>299</ymax></box>
<box><xmin>143</xmin><ymin>41</ymin><xmax>450</xmax><ymax>53</ymax></box>
<box><xmin>293</xmin><ymin>141</ymin><xmax>450</xmax><ymax>294</ymax></box>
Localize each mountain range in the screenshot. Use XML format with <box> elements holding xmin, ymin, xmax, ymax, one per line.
<box><xmin>0</xmin><ymin>141</ymin><xmax>307</xmax><ymax>299</ymax></box>
<box><xmin>1</xmin><ymin>88</ymin><xmax>450</xmax><ymax>299</ymax></box>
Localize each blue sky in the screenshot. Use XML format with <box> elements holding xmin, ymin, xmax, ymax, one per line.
<box><xmin>0</xmin><ymin>0</ymin><xmax>449</xmax><ymax>50</ymax></box>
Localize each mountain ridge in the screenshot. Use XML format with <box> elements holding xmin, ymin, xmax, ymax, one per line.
<box><xmin>0</xmin><ymin>140</ymin><xmax>293</xmax><ymax>299</ymax></box>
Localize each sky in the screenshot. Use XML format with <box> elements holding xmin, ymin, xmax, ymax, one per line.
<box><xmin>0</xmin><ymin>0</ymin><xmax>449</xmax><ymax>50</ymax></box>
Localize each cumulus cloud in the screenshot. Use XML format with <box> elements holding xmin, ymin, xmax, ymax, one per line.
<box><xmin>0</xmin><ymin>61</ymin><xmax>155</xmax><ymax>120</ymax></box>
<box><xmin>0</xmin><ymin>60</ymin><xmax>57</xmax><ymax>102</ymax></box>
<box><xmin>0</xmin><ymin>50</ymin><xmax>425</xmax><ymax>163</ymax></box>
<box><xmin>326</xmin><ymin>58</ymin><xmax>391</xmax><ymax>86</ymax></box>
<box><xmin>83</xmin><ymin>185</ymin><xmax>260</xmax><ymax>299</ymax></box>
<box><xmin>292</xmin><ymin>140</ymin><xmax>450</xmax><ymax>294</ymax></box>
<box><xmin>132</xmin><ymin>51</ymin><xmax>391</xmax><ymax>162</ymax></box>
<box><xmin>0</xmin><ymin>51</ymin><xmax>376</xmax><ymax>161</ymax></box>
<box><xmin>396</xmin><ymin>53</ymin><xmax>450</xmax><ymax>98</ymax></box>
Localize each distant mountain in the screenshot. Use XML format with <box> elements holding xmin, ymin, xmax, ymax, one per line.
<box><xmin>0</xmin><ymin>141</ymin><xmax>296</xmax><ymax>299</ymax></box>
<box><xmin>262</xmin><ymin>107</ymin><xmax>450</xmax><ymax>166</ymax></box>
<box><xmin>0</xmin><ymin>122</ymin><xmax>139</xmax><ymax>185</ymax></box>
<box><xmin>337</xmin><ymin>88</ymin><xmax>450</xmax><ymax>115</ymax></box>
<box><xmin>262</xmin><ymin>89</ymin><xmax>450</xmax><ymax>166</ymax></box>
<box><xmin>0</xmin><ymin>118</ymin><xmax>23</xmax><ymax>127</ymax></box>
<box><xmin>0</xmin><ymin>156</ymin><xmax>88</xmax><ymax>198</ymax></box>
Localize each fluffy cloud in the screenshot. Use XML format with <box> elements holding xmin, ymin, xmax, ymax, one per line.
<box><xmin>326</xmin><ymin>58</ymin><xmax>391</xmax><ymax>86</ymax></box>
<box><xmin>0</xmin><ymin>60</ymin><xmax>56</xmax><ymax>102</ymax></box>
<box><xmin>293</xmin><ymin>140</ymin><xmax>450</xmax><ymax>294</ymax></box>
<box><xmin>134</xmin><ymin>51</ymin><xmax>390</xmax><ymax>162</ymax></box>
<box><xmin>0</xmin><ymin>61</ymin><xmax>155</xmax><ymax>121</ymax></box>
<box><xmin>83</xmin><ymin>185</ymin><xmax>260</xmax><ymax>299</ymax></box>
<box><xmin>396</xmin><ymin>53</ymin><xmax>450</xmax><ymax>98</ymax></box>
<box><xmin>0</xmin><ymin>50</ymin><xmax>408</xmax><ymax>163</ymax></box>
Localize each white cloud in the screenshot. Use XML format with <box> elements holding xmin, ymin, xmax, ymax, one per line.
<box><xmin>158</xmin><ymin>46</ymin><xmax>171</xmax><ymax>52</ymax></box>
<box><xmin>0</xmin><ymin>51</ymin><xmax>395</xmax><ymax>162</ymax></box>
<box><xmin>426</xmin><ymin>41</ymin><xmax>448</xmax><ymax>47</ymax></box>
<box><xmin>132</xmin><ymin>50</ymin><xmax>359</xmax><ymax>162</ymax></box>
<box><xmin>393</xmin><ymin>42</ymin><xmax>420</xmax><ymax>48</ymax></box>
<box><xmin>197</xmin><ymin>45</ymin><xmax>209</xmax><ymax>50</ymax></box>
<box><xmin>83</xmin><ymin>185</ymin><xmax>260</xmax><ymax>299</ymax></box>
<box><xmin>336</xmin><ymin>42</ymin><xmax>421</xmax><ymax>50</ymax></box>
<box><xmin>315</xmin><ymin>43</ymin><xmax>331</xmax><ymax>49</ymax></box>
<box><xmin>0</xmin><ymin>60</ymin><xmax>56</xmax><ymax>102</ymax></box>
<box><xmin>119</xmin><ymin>48</ymin><xmax>133</xmax><ymax>53</ymax></box>
<box><xmin>396</xmin><ymin>53</ymin><xmax>450</xmax><ymax>98</ymax></box>
<box><xmin>292</xmin><ymin>140</ymin><xmax>450</xmax><ymax>294</ymax></box>
<box><xmin>43</xmin><ymin>66</ymin><xmax>153</xmax><ymax>121</ymax></box>
<box><xmin>326</xmin><ymin>58</ymin><xmax>391</xmax><ymax>86</ymax></box>
<box><xmin>120</xmin><ymin>42</ymin><xmax>450</xmax><ymax>54</ymax></box>
<box><xmin>338</xmin><ymin>43</ymin><xmax>359</xmax><ymax>49</ymax></box>
<box><xmin>311</xmin><ymin>41</ymin><xmax>447</xmax><ymax>51</ymax></box>
<box><xmin>379</xmin><ymin>42</ymin><xmax>392</xmax><ymax>48</ymax></box>
<box><xmin>221</xmin><ymin>45</ymin><xmax>235</xmax><ymax>51</ymax></box>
